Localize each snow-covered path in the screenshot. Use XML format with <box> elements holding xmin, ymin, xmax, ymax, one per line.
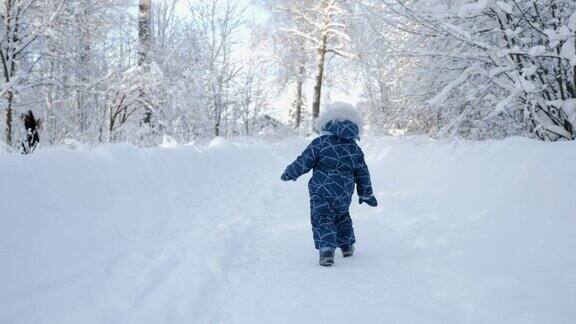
<box><xmin>1</xmin><ymin>137</ymin><xmax>576</xmax><ymax>323</ymax></box>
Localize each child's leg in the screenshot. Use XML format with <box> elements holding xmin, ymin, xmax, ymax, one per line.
<box><xmin>310</xmin><ymin>198</ymin><xmax>337</xmax><ymax>251</ymax></box>
<box><xmin>335</xmin><ymin>212</ymin><xmax>356</xmax><ymax>248</ymax></box>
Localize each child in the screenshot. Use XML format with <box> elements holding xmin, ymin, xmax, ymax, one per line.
<box><xmin>281</xmin><ymin>102</ymin><xmax>377</xmax><ymax>266</ymax></box>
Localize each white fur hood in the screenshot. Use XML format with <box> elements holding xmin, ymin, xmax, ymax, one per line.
<box><xmin>315</xmin><ymin>102</ymin><xmax>363</xmax><ymax>139</ymax></box>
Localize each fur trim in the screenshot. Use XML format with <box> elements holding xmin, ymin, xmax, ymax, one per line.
<box><xmin>314</xmin><ymin>102</ymin><xmax>363</xmax><ymax>135</ymax></box>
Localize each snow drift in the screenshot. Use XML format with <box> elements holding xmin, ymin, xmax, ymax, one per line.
<box><xmin>0</xmin><ymin>137</ymin><xmax>575</xmax><ymax>323</ymax></box>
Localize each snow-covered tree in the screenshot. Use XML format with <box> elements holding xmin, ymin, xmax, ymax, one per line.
<box><xmin>357</xmin><ymin>0</ymin><xmax>576</xmax><ymax>141</ymax></box>
<box><xmin>273</xmin><ymin>0</ymin><xmax>355</xmax><ymax>120</ymax></box>
<box><xmin>0</xmin><ymin>0</ymin><xmax>65</xmax><ymax>148</ymax></box>
<box><xmin>256</xmin><ymin>0</ymin><xmax>310</xmax><ymax>128</ymax></box>
<box><xmin>188</xmin><ymin>0</ymin><xmax>245</xmax><ymax>137</ymax></box>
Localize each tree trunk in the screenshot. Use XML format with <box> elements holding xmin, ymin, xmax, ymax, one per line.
<box><xmin>46</xmin><ymin>56</ymin><xmax>54</xmax><ymax>145</ymax></box>
<box><xmin>294</xmin><ymin>79</ymin><xmax>303</xmax><ymax>128</ymax></box>
<box><xmin>294</xmin><ymin>63</ymin><xmax>305</xmax><ymax>128</ymax></box>
<box><xmin>573</xmin><ymin>65</ymin><xmax>575</xmax><ymax>99</ymax></box>
<box><xmin>312</xmin><ymin>34</ymin><xmax>327</xmax><ymax>121</ymax></box>
<box><xmin>573</xmin><ymin>31</ymin><xmax>576</xmax><ymax>99</ymax></box>
<box><xmin>5</xmin><ymin>91</ymin><xmax>14</xmax><ymax>146</ymax></box>
<box><xmin>108</xmin><ymin>105</ymin><xmax>115</xmax><ymax>141</ymax></box>
<box><xmin>214</xmin><ymin>119</ymin><xmax>220</xmax><ymax>137</ymax></box>
<box><xmin>2</xmin><ymin>0</ymin><xmax>17</xmax><ymax>146</ymax></box>
<box><xmin>77</xmin><ymin>2</ymin><xmax>92</xmax><ymax>135</ymax></box>
<box><xmin>138</xmin><ymin>0</ymin><xmax>152</xmax><ymax>67</ymax></box>
<box><xmin>138</xmin><ymin>0</ymin><xmax>152</xmax><ymax>124</ymax></box>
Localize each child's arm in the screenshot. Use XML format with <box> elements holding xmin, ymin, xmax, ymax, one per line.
<box><xmin>281</xmin><ymin>140</ymin><xmax>318</xmax><ymax>181</ymax></box>
<box><xmin>354</xmin><ymin>147</ymin><xmax>377</xmax><ymax>206</ymax></box>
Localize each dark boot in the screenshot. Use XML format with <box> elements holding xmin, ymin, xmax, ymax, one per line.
<box><xmin>319</xmin><ymin>249</ymin><xmax>335</xmax><ymax>266</ymax></box>
<box><xmin>340</xmin><ymin>245</ymin><xmax>354</xmax><ymax>257</ymax></box>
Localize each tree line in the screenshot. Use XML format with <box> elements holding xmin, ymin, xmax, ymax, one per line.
<box><xmin>1</xmin><ymin>0</ymin><xmax>575</xmax><ymax>153</ymax></box>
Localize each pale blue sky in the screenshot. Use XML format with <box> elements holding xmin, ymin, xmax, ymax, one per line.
<box><xmin>174</xmin><ymin>0</ymin><xmax>269</xmax><ymax>24</ymax></box>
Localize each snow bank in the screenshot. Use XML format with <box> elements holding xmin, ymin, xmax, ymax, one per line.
<box><xmin>1</xmin><ymin>137</ymin><xmax>575</xmax><ymax>323</ymax></box>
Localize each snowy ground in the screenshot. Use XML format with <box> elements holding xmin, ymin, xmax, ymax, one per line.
<box><xmin>1</xmin><ymin>136</ymin><xmax>576</xmax><ymax>324</ymax></box>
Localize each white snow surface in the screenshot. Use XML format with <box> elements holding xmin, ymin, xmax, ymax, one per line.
<box><xmin>1</xmin><ymin>137</ymin><xmax>576</xmax><ymax>324</ymax></box>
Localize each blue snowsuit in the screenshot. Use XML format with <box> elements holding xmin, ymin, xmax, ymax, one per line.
<box><xmin>281</xmin><ymin>119</ymin><xmax>376</xmax><ymax>251</ymax></box>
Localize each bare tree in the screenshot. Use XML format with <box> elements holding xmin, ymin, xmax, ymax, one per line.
<box><xmin>139</xmin><ymin>0</ymin><xmax>153</xmax><ymax>125</ymax></box>
<box><xmin>1</xmin><ymin>0</ymin><xmax>36</xmax><ymax>146</ymax></box>
<box><xmin>189</xmin><ymin>0</ymin><xmax>244</xmax><ymax>137</ymax></box>
<box><xmin>0</xmin><ymin>0</ymin><xmax>64</xmax><ymax>147</ymax></box>
<box><xmin>279</xmin><ymin>0</ymin><xmax>354</xmax><ymax>120</ymax></box>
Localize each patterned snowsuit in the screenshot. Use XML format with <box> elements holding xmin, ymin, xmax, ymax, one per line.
<box><xmin>282</xmin><ymin>119</ymin><xmax>374</xmax><ymax>251</ymax></box>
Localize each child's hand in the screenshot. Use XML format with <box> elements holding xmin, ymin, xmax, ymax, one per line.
<box><xmin>359</xmin><ymin>195</ymin><xmax>378</xmax><ymax>207</ymax></box>
<box><xmin>281</xmin><ymin>173</ymin><xmax>293</xmax><ymax>181</ymax></box>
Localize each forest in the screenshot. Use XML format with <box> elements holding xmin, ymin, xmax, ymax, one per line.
<box><xmin>1</xmin><ymin>0</ymin><xmax>574</xmax><ymax>153</ymax></box>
